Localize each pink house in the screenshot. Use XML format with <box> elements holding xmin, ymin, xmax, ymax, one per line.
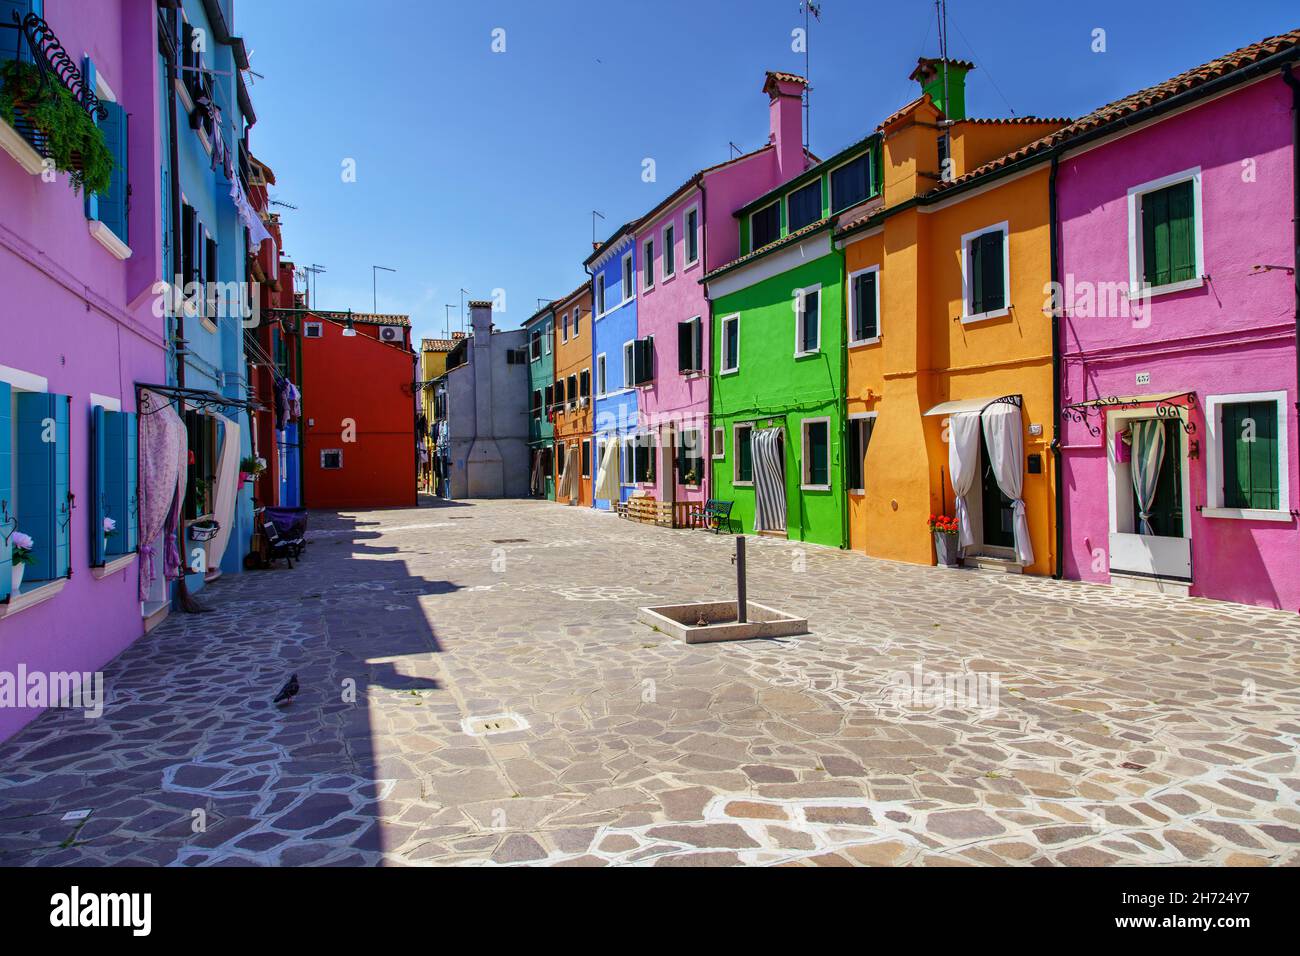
<box><xmin>1058</xmin><ymin>49</ymin><xmax>1300</xmax><ymax>609</ymax></box>
<box><xmin>629</xmin><ymin>72</ymin><xmax>812</xmax><ymax>507</ymax></box>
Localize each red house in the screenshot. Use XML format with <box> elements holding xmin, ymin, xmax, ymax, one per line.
<box><xmin>291</xmin><ymin>310</ymin><xmax>418</xmax><ymax>509</ymax></box>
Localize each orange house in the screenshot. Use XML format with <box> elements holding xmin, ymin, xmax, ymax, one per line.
<box><xmin>551</xmin><ymin>281</ymin><xmax>594</xmax><ymax>506</ymax></box>
<box><xmin>837</xmin><ymin>60</ymin><xmax>1066</xmax><ymax>575</ymax></box>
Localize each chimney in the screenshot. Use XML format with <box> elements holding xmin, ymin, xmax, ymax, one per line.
<box><xmin>762</xmin><ymin>71</ymin><xmax>807</xmax><ymax>180</ymax></box>
<box><xmin>908</xmin><ymin>58</ymin><xmax>974</xmax><ymax>120</ymax></box>
<box><xmin>468</xmin><ymin>299</ymin><xmax>493</xmax><ymax>337</ymax></box>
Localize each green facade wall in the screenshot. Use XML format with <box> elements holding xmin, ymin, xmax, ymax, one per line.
<box><xmin>709</xmin><ymin>238</ymin><xmax>846</xmax><ymax>548</ymax></box>
<box><xmin>525</xmin><ymin>311</ymin><xmax>555</xmax><ymax>500</ymax></box>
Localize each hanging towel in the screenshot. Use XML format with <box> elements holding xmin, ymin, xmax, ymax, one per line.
<box><xmin>206</xmin><ymin>413</ymin><xmax>242</xmax><ymax>573</ymax></box>
<box><xmin>752</xmin><ymin>428</ymin><xmax>787</xmax><ymax>533</ymax></box>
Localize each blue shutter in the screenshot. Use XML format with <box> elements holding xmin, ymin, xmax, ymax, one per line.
<box><xmin>99</xmin><ymin>102</ymin><xmax>128</xmax><ymax>243</ymax></box>
<box><xmin>92</xmin><ymin>404</ymin><xmax>106</xmax><ymax>565</ymax></box>
<box><xmin>124</xmin><ymin>411</ymin><xmax>138</xmax><ymax>552</ymax></box>
<box><xmin>16</xmin><ymin>392</ymin><xmax>70</xmax><ymax>583</ymax></box>
<box><xmin>0</xmin><ymin>381</ymin><xmax>10</xmax><ymax>601</ymax></box>
<box><xmin>104</xmin><ymin>410</ymin><xmax>127</xmax><ymax>558</ymax></box>
<box><xmin>82</xmin><ymin>57</ymin><xmax>99</xmax><ymax>223</ymax></box>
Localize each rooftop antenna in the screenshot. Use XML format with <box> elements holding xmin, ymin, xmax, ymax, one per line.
<box><xmin>728</xmin><ymin>141</ymin><xmax>743</xmax><ymax>159</ymax></box>
<box><xmin>936</xmin><ymin>0</ymin><xmax>950</xmax><ymax>116</ymax></box>
<box><xmin>800</xmin><ymin>2</ymin><xmax>822</xmax><ymax>154</ymax></box>
<box><xmin>303</xmin><ymin>263</ymin><xmax>327</xmax><ymax>308</ymax></box>
<box><xmin>444</xmin><ymin>304</ymin><xmax>455</xmax><ymax>339</ymax></box>
<box><xmin>591</xmin><ymin>209</ymin><xmax>606</xmax><ymax>247</ymax></box>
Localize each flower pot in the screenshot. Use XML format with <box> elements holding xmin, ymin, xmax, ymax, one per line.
<box><xmin>933</xmin><ymin>531</ymin><xmax>960</xmax><ymax>568</ymax></box>
<box><xmin>11</xmin><ymin>563</ymin><xmax>24</xmax><ymax>594</ymax></box>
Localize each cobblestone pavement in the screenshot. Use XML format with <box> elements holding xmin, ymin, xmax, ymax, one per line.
<box><xmin>3</xmin><ymin>498</ymin><xmax>1299</xmax><ymax>866</ymax></box>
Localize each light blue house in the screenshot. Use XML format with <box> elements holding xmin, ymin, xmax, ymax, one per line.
<box><xmin>586</xmin><ymin>221</ymin><xmax>646</xmax><ymax>510</ymax></box>
<box><xmin>159</xmin><ymin>0</ymin><xmax>261</xmax><ymax>594</ymax></box>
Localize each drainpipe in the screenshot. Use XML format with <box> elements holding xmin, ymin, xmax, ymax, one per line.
<box><xmin>698</xmin><ymin>175</ymin><xmax>710</xmax><ymax>505</ymax></box>
<box><xmin>838</xmin><ymin>242</ymin><xmax>849</xmax><ymax>551</ymax></box>
<box><xmin>1048</xmin><ymin>152</ymin><xmax>1064</xmax><ymax>579</ymax></box>
<box><xmin>1283</xmin><ymin>65</ymin><xmax>1300</xmax><ymax>496</ymax></box>
<box><xmin>583</xmin><ymin>262</ymin><xmax>595</xmax><ymax>508</ymax></box>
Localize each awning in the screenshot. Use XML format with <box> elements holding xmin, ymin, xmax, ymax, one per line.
<box><xmin>924</xmin><ymin>395</ymin><xmax>1020</xmax><ymax>417</ymax></box>
<box><xmin>1065</xmin><ymin>391</ymin><xmax>1191</xmax><ymax>409</ymax></box>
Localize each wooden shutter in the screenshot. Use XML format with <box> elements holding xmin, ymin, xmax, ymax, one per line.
<box><xmin>979</xmin><ymin>233</ymin><xmax>1004</xmax><ymax>312</ymax></box>
<box><xmin>1224</xmin><ymin>402</ymin><xmax>1279</xmax><ymax>509</ymax></box>
<box><xmin>99</xmin><ymin>102</ymin><xmax>129</xmax><ymax>242</ymax></box>
<box><xmin>92</xmin><ymin>405</ymin><xmax>107</xmax><ymax>565</ymax></box>
<box><xmin>0</xmin><ymin>380</ymin><xmax>10</xmax><ymax>601</ymax></box>
<box><xmin>1143</xmin><ymin>182</ymin><xmax>1195</xmax><ymax>287</ymax></box>
<box><xmin>1166</xmin><ymin>181</ymin><xmax>1195</xmax><ymax>284</ymax></box>
<box><xmin>16</xmin><ymin>392</ymin><xmax>70</xmax><ymax>583</ymax></box>
<box><xmin>801</xmin><ymin>291</ymin><xmax>819</xmax><ymax>352</ymax></box>
<box><xmin>855</xmin><ymin>272</ymin><xmax>877</xmax><ymax>340</ymax></box>
<box><xmin>737</xmin><ymin>427</ymin><xmax>752</xmax><ymax>482</ymax></box>
<box><xmin>677</xmin><ymin>321</ymin><xmax>693</xmax><ymax>372</ymax></box>
<box><xmin>847</xmin><ymin>419</ymin><xmax>862</xmax><ymax>490</ymax></box>
<box><xmin>124</xmin><ymin>411</ymin><xmax>138</xmax><ymax>552</ymax></box>
<box><xmin>633</xmin><ymin>337</ymin><xmax>653</xmax><ymax>385</ymax></box>
<box><xmin>726</xmin><ymin>318</ymin><xmax>738</xmax><ymax>369</ymax></box>
<box><xmin>102</xmin><ymin>410</ymin><xmax>134</xmax><ymax>558</ymax></box>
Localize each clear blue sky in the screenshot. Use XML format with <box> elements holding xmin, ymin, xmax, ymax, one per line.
<box><xmin>237</xmin><ymin>0</ymin><xmax>1297</xmax><ymax>343</ymax></box>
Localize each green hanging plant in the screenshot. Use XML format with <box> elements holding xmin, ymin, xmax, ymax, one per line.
<box><xmin>0</xmin><ymin>59</ymin><xmax>113</xmax><ymax>196</ymax></box>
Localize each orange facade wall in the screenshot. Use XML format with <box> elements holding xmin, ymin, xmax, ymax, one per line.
<box><xmin>302</xmin><ymin>319</ymin><xmax>417</xmax><ymax>509</ymax></box>
<box><xmin>552</xmin><ymin>287</ymin><xmax>593</xmax><ymax>507</ymax></box>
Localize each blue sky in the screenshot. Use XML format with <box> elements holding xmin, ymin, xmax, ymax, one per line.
<box><xmin>237</xmin><ymin>0</ymin><xmax>1297</xmax><ymax>343</ymax></box>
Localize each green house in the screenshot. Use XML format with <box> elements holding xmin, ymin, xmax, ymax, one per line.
<box><xmin>703</xmin><ymin>134</ymin><xmax>882</xmax><ymax>548</ymax></box>
<box><xmin>523</xmin><ymin>304</ymin><xmax>555</xmax><ymax>500</ymax></box>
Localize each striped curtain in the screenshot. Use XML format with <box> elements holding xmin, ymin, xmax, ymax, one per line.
<box><xmin>529</xmin><ymin>450</ymin><xmax>544</xmax><ymax>496</ymax></box>
<box><xmin>1130</xmin><ymin>419</ymin><xmax>1166</xmax><ymax>535</ymax></box>
<box><xmin>752</xmin><ymin>428</ymin><xmax>786</xmax><ymax>532</ymax></box>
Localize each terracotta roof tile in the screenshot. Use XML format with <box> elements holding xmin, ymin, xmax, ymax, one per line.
<box><xmin>763</xmin><ymin>71</ymin><xmax>808</xmax><ymax>91</ymax></box>
<box><xmin>348</xmin><ymin>313</ymin><xmax>411</xmax><ymax>327</ymax></box>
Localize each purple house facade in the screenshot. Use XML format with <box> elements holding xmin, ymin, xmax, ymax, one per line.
<box><xmin>1058</xmin><ymin>54</ymin><xmax>1300</xmax><ymax>609</ymax></box>
<box><xmin>630</xmin><ymin>72</ymin><xmax>812</xmax><ymax>508</ymax></box>
<box><xmin>0</xmin><ymin>0</ymin><xmax>167</xmax><ymax>739</ymax></box>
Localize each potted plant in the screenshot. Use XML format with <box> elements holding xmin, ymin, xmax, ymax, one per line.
<box><xmin>928</xmin><ymin>514</ymin><xmax>961</xmax><ymax>568</ymax></box>
<box><xmin>0</xmin><ymin>60</ymin><xmax>113</xmax><ymax>195</ymax></box>
<box><xmin>192</xmin><ymin>478</ymin><xmax>210</xmax><ymax>515</ymax></box>
<box><xmin>239</xmin><ymin>455</ymin><xmax>267</xmax><ymax>488</ymax></box>
<box><xmin>11</xmin><ymin>531</ymin><xmax>35</xmax><ymax>593</ymax></box>
<box><xmin>682</xmin><ymin>468</ymin><xmax>699</xmax><ymax>487</ymax></box>
<box><xmin>102</xmin><ymin>516</ymin><xmax>117</xmax><ymax>557</ymax></box>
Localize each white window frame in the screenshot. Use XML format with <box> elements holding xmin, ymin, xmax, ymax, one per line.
<box><xmin>594</xmin><ymin>274</ymin><xmax>606</xmax><ymax>316</ymax></box>
<box><xmin>321</xmin><ymin>449</ymin><xmax>343</xmax><ymax>469</ymax></box>
<box><xmin>846</xmin><ymin>411</ymin><xmax>877</xmax><ymax>495</ymax></box>
<box><xmin>719</xmin><ymin>313</ymin><xmax>740</xmax><ymax>374</ymax></box>
<box><xmin>732</xmin><ymin>422</ymin><xmax>754</xmax><ymax>487</ymax></box>
<box><xmin>847</xmin><ymin>266</ymin><xmax>881</xmax><ymax>347</ymax></box>
<box><xmin>1203</xmin><ymin>390</ymin><xmax>1290</xmax><ymax>521</ymax></box>
<box><xmin>959</xmin><ymin>221</ymin><xmax>1011</xmax><ymax>324</ymax></box>
<box><xmin>749</xmin><ymin>199</ymin><xmax>780</xmax><ymax>253</ymax></box>
<box><xmin>622</xmin><ymin>251</ymin><xmax>635</xmax><ymax>303</ymax></box>
<box><xmin>681</xmin><ymin>315</ymin><xmax>703</xmax><ymax>374</ymax></box>
<box><xmin>683</xmin><ymin>204</ymin><xmax>701</xmax><ymax>267</ymax></box>
<box><xmin>800</xmin><ymin>417</ymin><xmax>832</xmax><ymax>492</ymax></box>
<box><xmin>794</xmin><ymin>283</ymin><xmax>822</xmax><ymax>357</ymax></box>
<box><xmin>711</xmin><ymin>425</ymin><xmax>725</xmax><ymax>460</ymax></box>
<box><xmin>543</xmin><ymin>321</ymin><xmax>552</xmax><ymax>355</ymax></box>
<box><xmin>561</xmin><ymin>312</ymin><xmax>570</xmax><ymax>342</ymax></box>
<box><xmin>303</xmin><ymin>321</ymin><xmax>324</xmax><ymax>338</ymax></box>
<box><xmin>622</xmin><ymin>340</ymin><xmax>635</xmax><ymax>389</ymax></box>
<box><xmin>662</xmin><ymin>222</ymin><xmax>676</xmax><ymax>281</ymax></box>
<box><xmin>596</xmin><ymin>353</ymin><xmax>606</xmax><ymax>396</ymax></box>
<box><xmin>642</xmin><ymin>238</ymin><xmax>655</xmax><ymax>291</ymax></box>
<box><xmin>1126</xmin><ymin>166</ymin><xmax>1205</xmax><ymax>300</ymax></box>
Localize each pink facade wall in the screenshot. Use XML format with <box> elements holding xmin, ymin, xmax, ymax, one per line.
<box><xmin>1058</xmin><ymin>76</ymin><xmax>1298</xmax><ymax>609</ymax></box>
<box><xmin>0</xmin><ymin>0</ymin><xmax>165</xmax><ymax>739</ymax></box>
<box><xmin>633</xmin><ymin>147</ymin><xmax>786</xmax><ymax>502</ymax></box>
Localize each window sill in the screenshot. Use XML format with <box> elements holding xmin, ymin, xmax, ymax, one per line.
<box><xmin>794</xmin><ymin>349</ymin><xmax>821</xmax><ymax>359</ymax></box>
<box><xmin>848</xmin><ymin>488</ymin><xmax>866</xmax><ymax>496</ymax></box>
<box><xmin>0</xmin><ymin>577</ymin><xmax>68</xmax><ymax>619</ymax></box>
<box><xmin>0</xmin><ymin>115</ymin><xmax>46</xmax><ymax>175</ymax></box>
<box><xmin>734</xmin><ymin>480</ymin><xmax>754</xmax><ymax>488</ymax></box>
<box><xmin>801</xmin><ymin>483</ymin><xmax>832</xmax><ymax>492</ymax></box>
<box><xmin>88</xmin><ymin>220</ymin><xmax>132</xmax><ymax>260</ymax></box>
<box><xmin>92</xmin><ymin>553</ymin><xmax>137</xmax><ymax>579</ymax></box>
<box><xmin>1131</xmin><ymin>276</ymin><xmax>1204</xmax><ymax>299</ymax></box>
<box><xmin>719</xmin><ymin>368</ymin><xmax>740</xmax><ymax>377</ymax></box>
<box><xmin>848</xmin><ymin>336</ymin><xmax>881</xmax><ymax>349</ymax></box>
<box><xmin>1201</xmin><ymin>506</ymin><xmax>1294</xmax><ymax>523</ymax></box>
<box><xmin>961</xmin><ymin>307</ymin><xmax>1010</xmax><ymax>325</ymax></box>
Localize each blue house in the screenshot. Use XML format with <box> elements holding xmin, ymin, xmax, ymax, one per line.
<box><xmin>586</xmin><ymin>221</ymin><xmax>646</xmax><ymax>510</ymax></box>
<box><xmin>158</xmin><ymin>0</ymin><xmax>262</xmax><ymax>595</ymax></box>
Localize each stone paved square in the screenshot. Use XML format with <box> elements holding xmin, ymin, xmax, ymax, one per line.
<box><xmin>2</xmin><ymin>498</ymin><xmax>1298</xmax><ymax>867</ymax></box>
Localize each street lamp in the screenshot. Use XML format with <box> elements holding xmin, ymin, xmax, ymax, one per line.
<box><xmin>342</xmin><ymin>308</ymin><xmax>356</xmax><ymax>337</ymax></box>
<box><xmin>372</xmin><ymin>264</ymin><xmax>396</xmax><ymax>313</ymax></box>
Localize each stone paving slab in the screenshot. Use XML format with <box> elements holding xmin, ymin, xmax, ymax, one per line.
<box><xmin>1</xmin><ymin>498</ymin><xmax>1298</xmax><ymax>866</ymax></box>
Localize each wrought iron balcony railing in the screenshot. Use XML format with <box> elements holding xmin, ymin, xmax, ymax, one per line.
<box><xmin>1</xmin><ymin>12</ymin><xmax>106</xmax><ymax>154</ymax></box>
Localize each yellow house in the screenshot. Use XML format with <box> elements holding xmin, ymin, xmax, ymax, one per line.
<box><xmin>837</xmin><ymin>60</ymin><xmax>1067</xmax><ymax>575</ymax></box>
<box><xmin>419</xmin><ymin>333</ymin><xmax>464</xmax><ymax>492</ymax></box>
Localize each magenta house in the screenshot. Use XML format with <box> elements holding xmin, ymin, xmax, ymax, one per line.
<box><xmin>0</xmin><ymin>0</ymin><xmax>166</xmax><ymax>739</ymax></box>
<box><xmin>629</xmin><ymin>71</ymin><xmax>812</xmax><ymax>508</ymax></box>
<box><xmin>1057</xmin><ymin>35</ymin><xmax>1300</xmax><ymax>609</ymax></box>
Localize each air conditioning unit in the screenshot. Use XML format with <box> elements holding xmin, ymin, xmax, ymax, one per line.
<box><xmin>378</xmin><ymin>325</ymin><xmax>404</xmax><ymax>343</ymax></box>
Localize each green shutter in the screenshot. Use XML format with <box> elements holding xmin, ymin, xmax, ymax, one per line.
<box><xmin>855</xmin><ymin>272</ymin><xmax>877</xmax><ymax>340</ymax></box>
<box><xmin>100</xmin><ymin>101</ymin><xmax>129</xmax><ymax>240</ymax></box>
<box><xmin>846</xmin><ymin>420</ymin><xmax>862</xmax><ymax>490</ymax></box>
<box><xmin>92</xmin><ymin>404</ymin><xmax>106</xmax><ymax>565</ymax></box>
<box><xmin>102</xmin><ymin>410</ymin><xmax>130</xmax><ymax>558</ymax></box>
<box><xmin>1142</xmin><ymin>181</ymin><xmax>1195</xmax><ymax>287</ymax></box>
<box><xmin>1223</xmin><ymin>402</ymin><xmax>1279</xmax><ymax>510</ymax></box>
<box><xmin>1166</xmin><ymin>180</ymin><xmax>1194</xmax><ymax>284</ymax></box>
<box><xmin>969</xmin><ymin>235</ymin><xmax>985</xmax><ymax>314</ymax></box>
<box><xmin>980</xmin><ymin>233</ymin><xmax>1004</xmax><ymax>312</ymax></box>
<box><xmin>0</xmin><ymin>380</ymin><xmax>10</xmax><ymax>601</ymax></box>
<box><xmin>737</xmin><ymin>428</ymin><xmax>752</xmax><ymax>483</ymax></box>
<box><xmin>16</xmin><ymin>392</ymin><xmax>70</xmax><ymax>583</ymax></box>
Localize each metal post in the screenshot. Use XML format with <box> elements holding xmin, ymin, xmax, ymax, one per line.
<box><xmin>735</xmin><ymin>535</ymin><xmax>747</xmax><ymax>623</ymax></box>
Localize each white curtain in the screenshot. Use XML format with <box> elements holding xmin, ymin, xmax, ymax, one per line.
<box><xmin>206</xmin><ymin>413</ymin><xmax>241</xmax><ymax>572</ymax></box>
<box><xmin>594</xmin><ymin>438</ymin><xmax>620</xmax><ymax>502</ymax></box>
<box><xmin>567</xmin><ymin>445</ymin><xmax>580</xmax><ymax>504</ymax></box>
<box><xmin>981</xmin><ymin>403</ymin><xmax>1034</xmax><ymax>565</ymax></box>
<box><xmin>947</xmin><ymin>412</ymin><xmax>982</xmax><ymax>549</ymax></box>
<box><xmin>1130</xmin><ymin>419</ymin><xmax>1166</xmax><ymax>536</ymax></box>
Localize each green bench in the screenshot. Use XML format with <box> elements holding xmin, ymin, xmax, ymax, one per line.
<box><xmin>689</xmin><ymin>499</ymin><xmax>734</xmax><ymax>534</ymax></box>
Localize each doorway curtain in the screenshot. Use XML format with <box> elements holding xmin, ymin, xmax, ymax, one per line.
<box><xmin>137</xmin><ymin>390</ymin><xmax>187</xmax><ymax>600</ymax></box>
<box><xmin>752</xmin><ymin>428</ymin><xmax>786</xmax><ymax>532</ymax></box>
<box><xmin>1130</xmin><ymin>419</ymin><xmax>1166</xmax><ymax>536</ymax></box>
<box><xmin>981</xmin><ymin>403</ymin><xmax>1034</xmax><ymax>565</ymax></box>
<box><xmin>206</xmin><ymin>413</ymin><xmax>241</xmax><ymax>573</ymax></box>
<box><xmin>594</xmin><ymin>438</ymin><xmax>620</xmax><ymax>502</ymax></box>
<box><xmin>566</xmin><ymin>444</ymin><xmax>580</xmax><ymax>504</ymax></box>
<box><xmin>947</xmin><ymin>412</ymin><xmax>982</xmax><ymax>550</ymax></box>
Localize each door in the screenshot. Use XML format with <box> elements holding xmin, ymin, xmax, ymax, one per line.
<box><xmin>979</xmin><ymin>428</ymin><xmax>1014</xmax><ymax>549</ymax></box>
<box><xmin>1132</xmin><ymin>425</ymin><xmax>1182</xmax><ymax>537</ymax></box>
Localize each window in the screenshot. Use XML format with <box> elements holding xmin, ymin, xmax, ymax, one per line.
<box><xmin>720</xmin><ymin>314</ymin><xmax>740</xmax><ymax>373</ymax></box>
<box><xmin>846</xmin><ymin>415</ymin><xmax>875</xmax><ymax>494</ymax></box>
<box><xmin>596</xmin><ymin>353</ymin><xmax>606</xmax><ymax>395</ymax></box>
<box><xmin>663</xmin><ymin>224</ymin><xmax>675</xmax><ymax>278</ymax></box>
<box><xmin>677</xmin><ymin>316</ymin><xmax>703</xmax><ymax>373</ymax></box>
<box><xmin>185</xmin><ymin>411</ymin><xmax>217</xmax><ymax>518</ymax></box>
<box><xmin>530</xmin><ymin>331</ymin><xmax>541</xmax><ymax>361</ymax></box>
<box><xmin>321</xmin><ymin>449</ymin><xmax>342</xmax><ymax>470</ymax></box>
<box><xmin>545</xmin><ymin>383</ymin><xmax>555</xmax><ymax>411</ymax></box>
<box><xmin>579</xmin><ymin>368</ymin><xmax>590</xmax><ymax>399</ymax></box>
<box><xmin>572</xmin><ymin>306</ymin><xmax>581</xmax><ymax>336</ymax></box>
<box><xmin>1205</xmin><ymin>392</ymin><xmax>1289</xmax><ymax>518</ymax></box>
<box><xmin>506</xmin><ymin>347</ymin><xmax>527</xmax><ymax>364</ymax></box>
<box><xmin>831</xmin><ymin>152</ymin><xmax>873</xmax><ymax>212</ymax></box>
<box><xmin>557</xmin><ymin>442</ymin><xmax>566</xmax><ymax>476</ymax></box>
<box><xmin>801</xmin><ymin>418</ymin><xmax>830</xmax><ymax>490</ymax></box>
<box><xmin>0</xmin><ymin>383</ymin><xmax>72</xmax><ymax>596</ymax></box>
<box><xmin>582</xmin><ymin>439</ymin><xmax>592</xmax><ymax>478</ymax></box>
<box><xmin>622</xmin><ymin>252</ymin><xmax>634</xmax><ymax>300</ymax></box>
<box><xmin>595</xmin><ymin>274</ymin><xmax>606</xmax><ymax>315</ymax></box>
<box><xmin>733</xmin><ymin>423</ymin><xmax>753</xmax><ymax>484</ymax></box>
<box><xmin>962</xmin><ymin>224</ymin><xmax>1008</xmax><ymax>321</ymax></box>
<box><xmin>787</xmin><ymin>179</ymin><xmax>822</xmax><ymax>232</ymax></box>
<box><xmin>91</xmin><ymin>405</ymin><xmax>140</xmax><ymax>565</ymax></box>
<box><xmin>677</xmin><ymin>428</ymin><xmax>703</xmax><ymax>486</ymax></box>
<box><xmin>556</xmin><ymin>378</ymin><xmax>566</xmax><ymax>405</ymax></box>
<box><xmin>632</xmin><ymin>434</ymin><xmax>655</xmax><ymax>483</ymax></box>
<box><xmin>848</xmin><ymin>268</ymin><xmax>879</xmax><ymax>344</ymax></box>
<box><xmin>622</xmin><ymin>342</ymin><xmax>634</xmax><ymax>389</ymax></box>
<box><xmin>643</xmin><ymin>239</ymin><xmax>655</xmax><ymax>289</ymax></box>
<box><xmin>303</xmin><ymin>322</ymin><xmax>323</xmax><ymax>338</ymax></box>
<box><xmin>543</xmin><ymin>323</ymin><xmax>551</xmax><ymax>355</ymax></box>
<box><xmin>1132</xmin><ymin>172</ymin><xmax>1201</xmax><ymax>292</ymax></box>
<box><xmin>712</xmin><ymin>426</ymin><xmax>725</xmax><ymax>459</ymax></box>
<box><xmin>685</xmin><ymin>206</ymin><xmax>699</xmax><ymax>265</ymax></box>
<box><xmin>84</xmin><ymin>60</ymin><xmax>130</xmax><ymax>248</ymax></box>
<box><xmin>566</xmin><ymin>374</ymin><xmax>577</xmax><ymax>406</ymax></box>
<box><xmin>626</xmin><ymin>337</ymin><xmax>653</xmax><ymax>387</ymax></box>
<box><xmin>531</xmin><ymin>389</ymin><xmax>543</xmax><ymax>422</ymax></box>
<box><xmin>562</xmin><ymin>313</ymin><xmax>570</xmax><ymax>342</ymax></box>
<box><xmin>795</xmin><ymin>287</ymin><xmax>820</xmax><ymax>355</ymax></box>
<box><xmin>205</xmin><ymin>234</ymin><xmax>218</xmax><ymax>320</ymax></box>
<box><xmin>751</xmin><ymin>201</ymin><xmax>780</xmax><ymax>250</ymax></box>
